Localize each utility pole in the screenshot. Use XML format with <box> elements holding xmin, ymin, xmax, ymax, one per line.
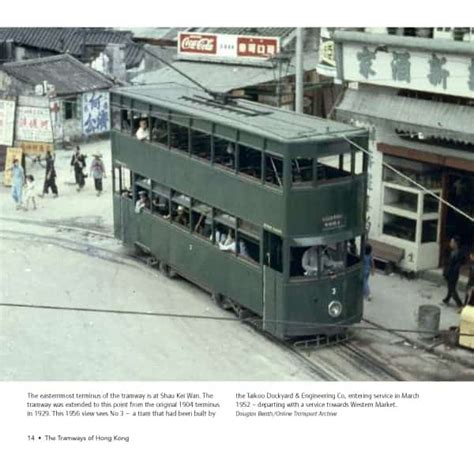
<box><xmin>295</xmin><ymin>27</ymin><xmax>304</xmax><ymax>113</ymax></box>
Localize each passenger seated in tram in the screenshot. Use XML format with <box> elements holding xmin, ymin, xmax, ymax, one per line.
<box><xmin>173</xmin><ymin>205</ymin><xmax>188</xmax><ymax>226</ymax></box>
<box><xmin>152</xmin><ymin>196</ymin><xmax>169</xmax><ymax>216</ymax></box>
<box><xmin>121</xmin><ymin>188</ymin><xmax>132</xmax><ymax>199</ymax></box>
<box><xmin>135</xmin><ymin>191</ymin><xmax>150</xmax><ymax>213</ymax></box>
<box><xmin>136</xmin><ymin>119</ymin><xmax>150</xmax><ymax>141</ymax></box>
<box><xmin>218</xmin><ymin>230</ymin><xmax>249</xmax><ymax>258</ymax></box>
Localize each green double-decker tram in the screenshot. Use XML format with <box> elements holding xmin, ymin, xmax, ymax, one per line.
<box><xmin>110</xmin><ymin>82</ymin><xmax>369</xmax><ymax>340</ymax></box>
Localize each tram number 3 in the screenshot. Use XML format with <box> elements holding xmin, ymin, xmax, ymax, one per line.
<box><xmin>332</xmin><ymin>288</ymin><xmax>337</xmax><ymax>295</ymax></box>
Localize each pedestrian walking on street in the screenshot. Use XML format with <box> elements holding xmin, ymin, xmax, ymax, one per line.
<box><xmin>363</xmin><ymin>243</ymin><xmax>375</xmax><ymax>301</ymax></box>
<box><xmin>10</xmin><ymin>158</ymin><xmax>25</xmax><ymax>210</ymax></box>
<box><xmin>464</xmin><ymin>250</ymin><xmax>474</xmax><ymax>307</ymax></box>
<box><xmin>39</xmin><ymin>151</ymin><xmax>58</xmax><ymax>197</ymax></box>
<box><xmin>23</xmin><ymin>175</ymin><xmax>37</xmax><ymax>211</ymax></box>
<box><xmin>442</xmin><ymin>236</ymin><xmax>464</xmax><ymax>309</ymax></box>
<box><xmin>70</xmin><ymin>145</ymin><xmax>87</xmax><ymax>191</ymax></box>
<box><xmin>90</xmin><ymin>153</ymin><xmax>106</xmax><ymax>196</ymax></box>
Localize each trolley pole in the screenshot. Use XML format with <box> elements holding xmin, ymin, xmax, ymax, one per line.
<box><xmin>295</xmin><ymin>27</ymin><xmax>304</xmax><ymax>113</ymax></box>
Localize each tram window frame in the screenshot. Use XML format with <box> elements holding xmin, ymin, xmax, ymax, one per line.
<box><xmin>191</xmin><ymin>199</ymin><xmax>212</xmax><ymax>241</ymax></box>
<box><xmin>111</xmin><ymin>104</ymin><xmax>122</xmax><ymax>131</ymax></box>
<box><xmin>190</xmin><ymin>129</ymin><xmax>212</xmax><ymax>162</ymax></box>
<box><xmin>150</xmin><ymin>116</ymin><xmax>169</xmax><ymax>148</ymax></box>
<box><xmin>238</xmin><ymin>144</ymin><xmax>262</xmax><ymax>181</ymax></box>
<box><xmin>213</xmin><ymin>136</ymin><xmax>236</xmax><ymax>171</ymax></box>
<box><xmin>316</xmin><ymin>152</ymin><xmax>353</xmax><ymax>183</ymax></box>
<box><xmin>118</xmin><ymin>108</ymin><xmax>132</xmax><ymax>134</ymax></box>
<box><xmin>151</xmin><ymin>182</ymin><xmax>171</xmax><ymax>219</ymax></box>
<box><xmin>236</xmin><ymin>219</ymin><xmax>261</xmax><ymax>265</ymax></box>
<box><xmin>169</xmin><ymin>191</ymin><xmax>191</xmax><ymax>229</ymax></box>
<box><xmin>291</xmin><ymin>158</ymin><xmax>314</xmax><ymax>186</ymax></box>
<box><xmin>264</xmin><ymin>232</ymin><xmax>283</xmax><ymax>273</ymax></box>
<box><xmin>264</xmin><ymin>153</ymin><xmax>284</xmax><ymax>188</ymax></box>
<box><xmin>113</xmin><ymin>165</ymin><xmax>132</xmax><ymax>197</ymax></box>
<box><xmin>170</xmin><ymin>122</ymin><xmax>190</xmax><ymax>154</ymax></box>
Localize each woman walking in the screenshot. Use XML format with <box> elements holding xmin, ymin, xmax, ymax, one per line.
<box><xmin>71</xmin><ymin>145</ymin><xmax>87</xmax><ymax>191</ymax></box>
<box><xmin>90</xmin><ymin>153</ymin><xmax>106</xmax><ymax>196</ymax></box>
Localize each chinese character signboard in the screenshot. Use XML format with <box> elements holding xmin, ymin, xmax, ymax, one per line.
<box><xmin>321</xmin><ymin>214</ymin><xmax>347</xmax><ymax>232</ymax></box>
<box><xmin>0</xmin><ymin>99</ymin><xmax>16</xmax><ymax>146</ymax></box>
<box><xmin>178</xmin><ymin>32</ymin><xmax>280</xmax><ymax>61</ymax></box>
<box><xmin>15</xmin><ymin>141</ymin><xmax>53</xmax><ymax>156</ymax></box>
<box><xmin>82</xmin><ymin>91</ymin><xmax>110</xmax><ymax>136</ymax></box>
<box><xmin>15</xmin><ymin>106</ymin><xmax>54</xmax><ymax>143</ymax></box>
<box><xmin>342</xmin><ymin>43</ymin><xmax>474</xmax><ymax>98</ymax></box>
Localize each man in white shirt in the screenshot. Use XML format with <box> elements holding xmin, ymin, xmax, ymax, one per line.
<box><xmin>136</xmin><ymin>119</ymin><xmax>150</xmax><ymax>141</ymax></box>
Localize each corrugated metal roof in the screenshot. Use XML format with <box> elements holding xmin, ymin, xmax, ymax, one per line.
<box><xmin>336</xmin><ymin>89</ymin><xmax>474</xmax><ymax>144</ymax></box>
<box><xmin>113</xmin><ymin>82</ymin><xmax>364</xmax><ymax>143</ymax></box>
<box><xmin>193</xmin><ymin>27</ymin><xmax>293</xmax><ymax>38</ymax></box>
<box><xmin>0</xmin><ymin>28</ymin><xmax>143</xmax><ymax>68</ymax></box>
<box><xmin>132</xmin><ymin>51</ymin><xmax>318</xmax><ymax>92</ymax></box>
<box><xmin>2</xmin><ymin>54</ymin><xmax>114</xmax><ymax>95</ymax></box>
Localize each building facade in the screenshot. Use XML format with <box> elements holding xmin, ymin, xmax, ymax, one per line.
<box><xmin>333</xmin><ymin>30</ymin><xmax>474</xmax><ymax>272</ymax></box>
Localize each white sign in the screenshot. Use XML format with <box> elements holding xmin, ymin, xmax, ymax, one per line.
<box><xmin>15</xmin><ymin>106</ymin><xmax>54</xmax><ymax>143</ymax></box>
<box><xmin>0</xmin><ymin>99</ymin><xmax>16</xmax><ymax>146</ymax></box>
<box><xmin>342</xmin><ymin>43</ymin><xmax>474</xmax><ymax>98</ymax></box>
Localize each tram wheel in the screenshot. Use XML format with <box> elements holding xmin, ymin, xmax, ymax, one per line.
<box><xmin>159</xmin><ymin>262</ymin><xmax>177</xmax><ymax>279</ymax></box>
<box><xmin>231</xmin><ymin>301</ymin><xmax>252</xmax><ymax>320</ymax></box>
<box><xmin>212</xmin><ymin>293</ymin><xmax>232</xmax><ymax>310</ymax></box>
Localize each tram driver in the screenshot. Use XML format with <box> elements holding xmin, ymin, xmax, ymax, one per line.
<box><xmin>302</xmin><ymin>245</ymin><xmax>344</xmax><ymax>276</ymax></box>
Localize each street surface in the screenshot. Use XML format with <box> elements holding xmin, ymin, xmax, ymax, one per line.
<box><xmin>0</xmin><ymin>140</ymin><xmax>473</xmax><ymax>381</ymax></box>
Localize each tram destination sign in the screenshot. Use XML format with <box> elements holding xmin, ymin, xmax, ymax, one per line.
<box><xmin>321</xmin><ymin>214</ymin><xmax>347</xmax><ymax>231</ymax></box>
<box><xmin>178</xmin><ymin>32</ymin><xmax>280</xmax><ymax>61</ymax></box>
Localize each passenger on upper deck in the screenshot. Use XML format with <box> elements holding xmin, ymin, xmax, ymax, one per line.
<box><xmin>136</xmin><ymin>119</ymin><xmax>150</xmax><ymax>141</ymax></box>
<box><xmin>173</xmin><ymin>205</ymin><xmax>188</xmax><ymax>226</ymax></box>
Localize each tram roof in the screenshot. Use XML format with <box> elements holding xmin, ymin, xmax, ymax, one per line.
<box><xmin>112</xmin><ymin>82</ymin><xmax>366</xmax><ymax>143</ymax></box>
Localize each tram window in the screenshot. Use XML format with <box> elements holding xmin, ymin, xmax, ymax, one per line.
<box><xmin>170</xmin><ymin>191</ymin><xmax>190</xmax><ymax>228</ymax></box>
<box><xmin>111</xmin><ymin>105</ymin><xmax>122</xmax><ymax>131</ymax></box>
<box><xmin>265</xmin><ymin>154</ymin><xmax>283</xmax><ymax>187</ymax></box>
<box><xmin>237</xmin><ymin>219</ymin><xmax>260</xmax><ymax>264</ymax></box>
<box><xmin>131</xmin><ymin>113</ymin><xmax>148</xmax><ymax>138</ymax></box>
<box><xmin>290</xmin><ymin>243</ymin><xmax>347</xmax><ymax>278</ymax></box>
<box><xmin>120</xmin><ymin>166</ymin><xmax>132</xmax><ymax>198</ymax></box>
<box><xmin>151</xmin><ymin>182</ymin><xmax>170</xmax><ymax>218</ymax></box>
<box><xmin>238</xmin><ymin>145</ymin><xmax>262</xmax><ymax>180</ymax></box>
<box><xmin>214</xmin><ymin>137</ymin><xmax>235</xmax><ymax>170</ymax></box>
<box><xmin>150</xmin><ymin>116</ymin><xmax>169</xmax><ymax>146</ymax></box>
<box><xmin>215</xmin><ymin>224</ymin><xmax>237</xmax><ymax>254</ymax></box>
<box><xmin>133</xmin><ymin>173</ymin><xmax>151</xmax><ymax>200</ymax></box>
<box><xmin>113</xmin><ymin>166</ymin><xmax>121</xmax><ymax>194</ymax></box>
<box><xmin>317</xmin><ymin>153</ymin><xmax>352</xmax><ymax>182</ymax></box>
<box><xmin>191</xmin><ymin>200</ymin><xmax>212</xmax><ymax>239</ymax></box>
<box><xmin>119</xmin><ymin>109</ymin><xmax>131</xmax><ymax>134</ymax></box>
<box><xmin>191</xmin><ymin>130</ymin><xmax>211</xmax><ymax>161</ymax></box>
<box><xmin>264</xmin><ymin>232</ymin><xmax>283</xmax><ymax>272</ymax></box>
<box><xmin>170</xmin><ymin>122</ymin><xmax>190</xmax><ymax>153</ymax></box>
<box><xmin>292</xmin><ymin>158</ymin><xmax>313</xmax><ymax>185</ymax></box>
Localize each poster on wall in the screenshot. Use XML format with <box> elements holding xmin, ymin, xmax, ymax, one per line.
<box><xmin>82</xmin><ymin>91</ymin><xmax>110</xmax><ymax>136</ymax></box>
<box><xmin>15</xmin><ymin>140</ymin><xmax>54</xmax><ymax>156</ymax></box>
<box><xmin>15</xmin><ymin>106</ymin><xmax>54</xmax><ymax>143</ymax></box>
<box><xmin>0</xmin><ymin>99</ymin><xmax>16</xmax><ymax>146</ymax></box>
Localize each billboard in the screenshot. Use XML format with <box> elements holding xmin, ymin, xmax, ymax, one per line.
<box><xmin>15</xmin><ymin>106</ymin><xmax>54</xmax><ymax>143</ymax></box>
<box><xmin>82</xmin><ymin>91</ymin><xmax>110</xmax><ymax>136</ymax></box>
<box><xmin>178</xmin><ymin>32</ymin><xmax>280</xmax><ymax>61</ymax></box>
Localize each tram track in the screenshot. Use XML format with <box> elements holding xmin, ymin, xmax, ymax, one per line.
<box><xmin>1</xmin><ymin>216</ymin><xmax>403</xmax><ymax>381</ymax></box>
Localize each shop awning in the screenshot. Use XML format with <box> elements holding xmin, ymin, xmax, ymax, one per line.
<box><xmin>336</xmin><ymin>89</ymin><xmax>474</xmax><ymax>145</ymax></box>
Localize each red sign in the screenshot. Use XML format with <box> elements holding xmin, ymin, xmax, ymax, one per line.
<box><xmin>179</xmin><ymin>34</ymin><xmax>217</xmax><ymax>55</ymax></box>
<box><xmin>237</xmin><ymin>37</ymin><xmax>279</xmax><ymax>58</ymax></box>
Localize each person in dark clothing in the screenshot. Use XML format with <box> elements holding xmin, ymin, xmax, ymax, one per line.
<box><xmin>39</xmin><ymin>151</ymin><xmax>58</xmax><ymax>197</ymax></box>
<box><xmin>70</xmin><ymin>146</ymin><xmax>87</xmax><ymax>191</ymax></box>
<box><xmin>442</xmin><ymin>236</ymin><xmax>464</xmax><ymax>308</ymax></box>
<box><xmin>464</xmin><ymin>250</ymin><xmax>474</xmax><ymax>307</ymax></box>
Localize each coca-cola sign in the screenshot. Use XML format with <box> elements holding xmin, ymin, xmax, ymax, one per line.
<box><xmin>179</xmin><ymin>33</ymin><xmax>217</xmax><ymax>55</ymax></box>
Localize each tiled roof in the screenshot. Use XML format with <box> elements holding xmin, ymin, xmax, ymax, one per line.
<box><xmin>2</xmin><ymin>54</ymin><xmax>114</xmax><ymax>95</ymax></box>
<box><xmin>0</xmin><ymin>28</ymin><xmax>144</xmax><ymax>68</ymax></box>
